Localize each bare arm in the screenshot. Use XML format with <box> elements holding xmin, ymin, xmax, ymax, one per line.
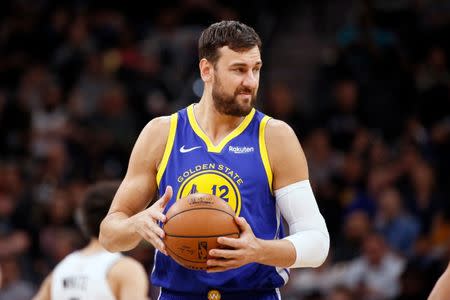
<box><xmin>32</xmin><ymin>273</ymin><xmax>52</xmax><ymax>300</ymax></box>
<box><xmin>99</xmin><ymin>117</ymin><xmax>172</xmax><ymax>253</ymax></box>
<box><xmin>429</xmin><ymin>263</ymin><xmax>450</xmax><ymax>300</ymax></box>
<box><xmin>267</xmin><ymin>119</ymin><xmax>309</xmax><ymax>189</ymax></box>
<box><xmin>248</xmin><ymin>119</ymin><xmax>308</xmax><ymax>267</ymax></box>
<box><xmin>208</xmin><ymin>119</ymin><xmax>314</xmax><ymax>270</ymax></box>
<box><xmin>109</xmin><ymin>257</ymin><xmax>149</xmax><ymax>300</ymax></box>
<box><xmin>266</xmin><ymin>120</ymin><xmax>329</xmax><ymax>268</ymax></box>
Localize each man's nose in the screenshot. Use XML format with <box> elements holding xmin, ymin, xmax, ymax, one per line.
<box><xmin>242</xmin><ymin>71</ymin><xmax>257</xmax><ymax>89</ymax></box>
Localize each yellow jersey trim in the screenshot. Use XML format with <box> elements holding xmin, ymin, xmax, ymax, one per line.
<box><xmin>186</xmin><ymin>104</ymin><xmax>256</xmax><ymax>153</ymax></box>
<box><xmin>156</xmin><ymin>113</ymin><xmax>178</xmax><ymax>186</ymax></box>
<box><xmin>259</xmin><ymin>116</ymin><xmax>273</xmax><ymax>194</ymax></box>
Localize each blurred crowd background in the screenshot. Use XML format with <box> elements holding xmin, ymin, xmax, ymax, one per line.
<box><xmin>0</xmin><ymin>0</ymin><xmax>449</xmax><ymax>299</ymax></box>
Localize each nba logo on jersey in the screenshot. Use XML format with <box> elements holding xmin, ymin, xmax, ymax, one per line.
<box><xmin>208</xmin><ymin>290</ymin><xmax>221</xmax><ymax>300</ymax></box>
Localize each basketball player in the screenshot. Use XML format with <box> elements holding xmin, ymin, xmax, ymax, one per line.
<box><xmin>428</xmin><ymin>262</ymin><xmax>450</xmax><ymax>300</ymax></box>
<box><xmin>33</xmin><ymin>181</ymin><xmax>149</xmax><ymax>300</ymax></box>
<box><xmin>99</xmin><ymin>21</ymin><xmax>329</xmax><ymax>299</ymax></box>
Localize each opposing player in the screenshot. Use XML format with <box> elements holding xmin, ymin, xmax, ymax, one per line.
<box><xmin>99</xmin><ymin>20</ymin><xmax>329</xmax><ymax>299</ymax></box>
<box><xmin>33</xmin><ymin>181</ymin><xmax>149</xmax><ymax>300</ymax></box>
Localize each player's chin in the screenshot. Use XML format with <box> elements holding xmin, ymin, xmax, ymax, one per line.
<box><xmin>237</xmin><ymin>97</ymin><xmax>254</xmax><ymax>110</ymax></box>
<box><xmin>237</xmin><ymin>93</ymin><xmax>253</xmax><ymax>103</ymax></box>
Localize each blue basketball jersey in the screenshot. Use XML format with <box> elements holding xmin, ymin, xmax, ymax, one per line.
<box><xmin>152</xmin><ymin>104</ymin><xmax>288</xmax><ymax>294</ymax></box>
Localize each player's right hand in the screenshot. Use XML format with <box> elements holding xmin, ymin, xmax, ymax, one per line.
<box><xmin>130</xmin><ymin>186</ymin><xmax>172</xmax><ymax>255</ymax></box>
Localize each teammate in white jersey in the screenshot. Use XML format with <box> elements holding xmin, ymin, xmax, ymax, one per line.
<box><xmin>33</xmin><ymin>181</ymin><xmax>149</xmax><ymax>300</ymax></box>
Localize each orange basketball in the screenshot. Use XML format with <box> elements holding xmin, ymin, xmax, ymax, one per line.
<box><xmin>163</xmin><ymin>193</ymin><xmax>240</xmax><ymax>270</ymax></box>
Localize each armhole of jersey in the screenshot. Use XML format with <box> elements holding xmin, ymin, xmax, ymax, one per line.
<box><xmin>259</xmin><ymin>116</ymin><xmax>273</xmax><ymax>194</ymax></box>
<box><xmin>156</xmin><ymin>113</ymin><xmax>178</xmax><ymax>187</ymax></box>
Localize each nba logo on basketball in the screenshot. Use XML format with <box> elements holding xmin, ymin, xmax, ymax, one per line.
<box><xmin>198</xmin><ymin>241</ymin><xmax>207</xmax><ymax>260</ymax></box>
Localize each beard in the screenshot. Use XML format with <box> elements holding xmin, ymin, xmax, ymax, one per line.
<box><xmin>211</xmin><ymin>76</ymin><xmax>257</xmax><ymax>117</ymax></box>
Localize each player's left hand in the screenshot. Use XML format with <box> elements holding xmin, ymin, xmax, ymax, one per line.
<box><xmin>207</xmin><ymin>216</ymin><xmax>261</xmax><ymax>272</ymax></box>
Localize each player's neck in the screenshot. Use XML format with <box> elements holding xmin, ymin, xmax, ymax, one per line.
<box><xmin>195</xmin><ymin>98</ymin><xmax>244</xmax><ymax>145</ymax></box>
<box><xmin>80</xmin><ymin>239</ymin><xmax>106</xmax><ymax>255</ymax></box>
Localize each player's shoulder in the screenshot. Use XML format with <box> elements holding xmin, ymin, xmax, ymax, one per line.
<box><xmin>264</xmin><ymin>118</ymin><xmax>305</xmax><ymax>162</ymax></box>
<box><xmin>112</xmin><ymin>256</ymin><xmax>146</xmax><ymax>272</ymax></box>
<box><xmin>264</xmin><ymin>118</ymin><xmax>298</xmax><ymax>142</ymax></box>
<box><xmin>107</xmin><ymin>256</ymin><xmax>148</xmax><ymax>298</ymax></box>
<box><xmin>139</xmin><ymin>115</ymin><xmax>173</xmax><ymax>147</ymax></box>
<box><xmin>144</xmin><ymin>115</ymin><xmax>172</xmax><ymax>133</ymax></box>
<box><xmin>108</xmin><ymin>255</ymin><xmax>147</xmax><ymax>282</ymax></box>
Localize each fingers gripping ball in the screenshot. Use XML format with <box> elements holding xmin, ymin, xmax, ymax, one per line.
<box><xmin>163</xmin><ymin>193</ymin><xmax>240</xmax><ymax>270</ymax></box>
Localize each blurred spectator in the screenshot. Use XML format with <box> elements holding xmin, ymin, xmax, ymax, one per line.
<box><xmin>415</xmin><ymin>46</ymin><xmax>450</xmax><ymax>92</ymax></box>
<box><xmin>32</xmin><ymin>142</ymin><xmax>71</xmax><ymax>205</ymax></box>
<box><xmin>0</xmin><ymin>163</ymin><xmax>31</xmax><ymax>260</ymax></box>
<box><xmin>38</xmin><ymin>228</ymin><xmax>83</xmax><ymax>273</ymax></box>
<box><xmin>0</xmin><ymin>257</ymin><xmax>35</xmax><ymax>300</ymax></box>
<box><xmin>366</xmin><ymin>137</ymin><xmax>391</xmax><ymax>169</ymax></box>
<box><xmin>304</xmin><ymin>129</ymin><xmax>344</xmax><ymax>237</ymax></box>
<box><xmin>374</xmin><ymin>187</ymin><xmax>421</xmax><ymax>256</ymax></box>
<box><xmin>325</xmin><ymin>79</ymin><xmax>364</xmax><ymax>152</ymax></box>
<box><xmin>333</xmin><ymin>153</ymin><xmax>366</xmax><ymax>214</ymax></box>
<box><xmin>429</xmin><ymin>208</ymin><xmax>450</xmax><ymax>253</ymax></box>
<box><xmin>87</xmin><ymin>84</ymin><xmax>137</xmax><ymax>178</ymax></box>
<box><xmin>0</xmin><ymin>91</ymin><xmax>31</xmax><ymax>158</ymax></box>
<box><xmin>403</xmin><ymin>160</ymin><xmax>443</xmax><ymax>234</ymax></box>
<box><xmin>265</xmin><ymin>81</ymin><xmax>310</xmax><ymax>136</ymax></box>
<box><xmin>31</xmin><ymin>81</ymin><xmax>68</xmax><ymax>158</ymax></box>
<box><xmin>343</xmin><ymin>233</ymin><xmax>405</xmax><ymax>300</ymax></box>
<box><xmin>287</xmin><ymin>254</ymin><xmax>348</xmax><ymax>298</ymax></box>
<box><xmin>327</xmin><ymin>285</ymin><xmax>355</xmax><ymax>300</ymax></box>
<box><xmin>350</xmin><ymin>128</ymin><xmax>372</xmax><ymax>158</ymax></box>
<box><xmin>70</xmin><ymin>51</ymin><xmax>115</xmax><ymax>119</ymax></box>
<box><xmin>333</xmin><ymin>210</ymin><xmax>372</xmax><ymax>263</ymax></box>
<box><xmin>304</xmin><ymin>129</ymin><xmax>343</xmax><ymax>186</ymax></box>
<box><xmin>140</xmin><ymin>7</ymin><xmax>200</xmax><ymax>100</ymax></box>
<box><xmin>52</xmin><ymin>15</ymin><xmax>96</xmax><ymax>90</ymax></box>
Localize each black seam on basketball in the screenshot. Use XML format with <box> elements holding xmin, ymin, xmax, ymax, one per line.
<box><xmin>165</xmin><ymin>207</ymin><xmax>235</xmax><ymax>223</ymax></box>
<box><xmin>165</xmin><ymin>232</ymin><xmax>239</xmax><ymax>238</ymax></box>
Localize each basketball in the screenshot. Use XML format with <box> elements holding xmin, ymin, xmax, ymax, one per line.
<box><xmin>163</xmin><ymin>193</ymin><xmax>240</xmax><ymax>270</ymax></box>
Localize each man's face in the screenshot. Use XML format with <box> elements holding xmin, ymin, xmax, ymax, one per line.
<box><xmin>211</xmin><ymin>46</ymin><xmax>262</xmax><ymax>117</ymax></box>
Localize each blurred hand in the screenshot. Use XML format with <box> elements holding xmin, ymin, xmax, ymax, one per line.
<box><xmin>130</xmin><ymin>186</ymin><xmax>172</xmax><ymax>255</ymax></box>
<box><xmin>206</xmin><ymin>217</ymin><xmax>260</xmax><ymax>272</ymax></box>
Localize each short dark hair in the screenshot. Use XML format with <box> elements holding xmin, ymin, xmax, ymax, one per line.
<box><xmin>198</xmin><ymin>20</ymin><xmax>261</xmax><ymax>65</ymax></box>
<box><xmin>76</xmin><ymin>181</ymin><xmax>120</xmax><ymax>239</ymax></box>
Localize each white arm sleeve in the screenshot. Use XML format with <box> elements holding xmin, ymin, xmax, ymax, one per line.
<box><xmin>275</xmin><ymin>180</ymin><xmax>330</xmax><ymax>268</ymax></box>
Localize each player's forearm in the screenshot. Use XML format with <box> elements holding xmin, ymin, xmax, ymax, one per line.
<box><xmin>99</xmin><ymin>212</ymin><xmax>141</xmax><ymax>252</ymax></box>
<box><xmin>254</xmin><ymin>239</ymin><xmax>296</xmax><ymax>268</ymax></box>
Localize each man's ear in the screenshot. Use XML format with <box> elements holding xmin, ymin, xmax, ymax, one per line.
<box><xmin>199</xmin><ymin>58</ymin><xmax>214</xmax><ymax>82</ymax></box>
